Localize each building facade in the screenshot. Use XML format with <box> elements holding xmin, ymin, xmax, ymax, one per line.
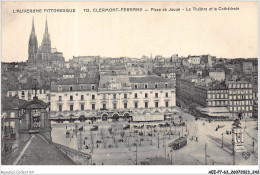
<box><xmin>1</xmin><ymin>97</ymin><xmax>27</xmax><ymax>152</ymax></box>
<box><xmin>227</xmin><ymin>81</ymin><xmax>253</xmax><ymax>118</ymax></box>
<box><xmin>49</xmin><ymin>75</ymin><xmax>176</xmax><ymax>123</ymax></box>
<box><xmin>176</xmin><ymin>77</ymin><xmax>254</xmax><ymax>119</ymax></box>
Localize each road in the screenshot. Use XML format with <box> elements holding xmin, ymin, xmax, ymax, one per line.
<box><xmin>51</xmin><ymin>107</ymin><xmax>258</xmax><ymax>165</ymax></box>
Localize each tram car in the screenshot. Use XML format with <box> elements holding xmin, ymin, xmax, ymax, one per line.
<box><xmin>168</xmin><ymin>137</ymin><xmax>187</xmax><ymax>150</ymax></box>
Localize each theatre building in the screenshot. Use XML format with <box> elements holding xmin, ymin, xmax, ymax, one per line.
<box><xmin>49</xmin><ymin>75</ymin><xmax>176</xmax><ymax>123</ymax></box>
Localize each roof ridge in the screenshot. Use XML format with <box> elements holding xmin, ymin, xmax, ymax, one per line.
<box><xmin>38</xmin><ymin>134</ymin><xmax>77</xmax><ymax>165</ymax></box>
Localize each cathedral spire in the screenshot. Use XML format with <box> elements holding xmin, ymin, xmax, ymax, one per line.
<box><xmin>31</xmin><ymin>17</ymin><xmax>35</xmax><ymax>34</ymax></box>
<box><xmin>45</xmin><ymin>16</ymin><xmax>48</xmax><ymax>34</ymax></box>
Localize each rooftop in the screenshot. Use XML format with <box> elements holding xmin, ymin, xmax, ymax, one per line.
<box><xmin>2</xmin><ymin>134</ymin><xmax>76</xmax><ymax>165</ymax></box>
<box><xmin>1</xmin><ymin>96</ymin><xmax>27</xmax><ymax>111</ymax></box>
<box><xmin>56</xmin><ymin>77</ymin><xmax>99</xmax><ymax>85</ymax></box>
<box><xmin>129</xmin><ymin>75</ymin><xmax>170</xmax><ymax>83</ymax></box>
<box><xmin>148</xmin><ymin>157</ymin><xmax>171</xmax><ymax>165</ymax></box>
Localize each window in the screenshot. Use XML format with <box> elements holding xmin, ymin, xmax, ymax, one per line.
<box><xmin>135</xmin><ymin>93</ymin><xmax>138</xmax><ymax>98</ymax></box>
<box><xmin>155</xmin><ymin>93</ymin><xmax>158</xmax><ymax>98</ymax></box>
<box><xmin>134</xmin><ymin>84</ymin><xmax>138</xmax><ymax>89</ymax></box>
<box><xmin>165</xmin><ymin>101</ymin><xmax>169</xmax><ymax>107</ymax></box>
<box><xmin>155</xmin><ymin>101</ymin><xmax>159</xmax><ymax>108</ymax></box>
<box><xmin>124</xmin><ymin>94</ymin><xmax>127</xmax><ymax>99</ymax></box>
<box><xmin>113</xmin><ymin>103</ymin><xmax>117</xmax><ymax>109</ymax></box>
<box><xmin>113</xmin><ymin>94</ymin><xmax>116</xmax><ymax>99</ymax></box>
<box><xmin>70</xmin><ymin>105</ymin><xmax>73</xmax><ymax>111</ymax></box>
<box><xmin>10</xmin><ymin>112</ymin><xmax>15</xmax><ymax>118</ymax></box>
<box><xmin>103</xmin><ymin>103</ymin><xmax>106</xmax><ymax>109</ymax></box>
<box><xmin>8</xmin><ymin>92</ymin><xmax>12</xmax><ymax>97</ymax></box>
<box><xmin>165</xmin><ymin>92</ymin><xmax>168</xmax><ymax>98</ymax></box>
<box><xmin>92</xmin><ymin>95</ymin><xmax>95</xmax><ymax>100</ymax></box>
<box><xmin>145</xmin><ymin>102</ymin><xmax>148</xmax><ymax>108</ymax></box>
<box><xmin>165</xmin><ymin>83</ymin><xmax>168</xmax><ymax>88</ymax></box>
<box><xmin>58</xmin><ymin>86</ymin><xmax>62</xmax><ymax>91</ymax></box>
<box><xmin>22</xmin><ymin>91</ymin><xmax>25</xmax><ymax>96</ymax></box>
<box><xmin>91</xmin><ymin>85</ymin><xmax>95</xmax><ymax>90</ymax></box>
<box><xmin>59</xmin><ymin>105</ymin><xmax>62</xmax><ymax>112</ymax></box>
<box><xmin>135</xmin><ymin>102</ymin><xmax>138</xmax><ymax>108</ymax></box>
<box><xmin>81</xmin><ymin>104</ymin><xmax>84</xmax><ymax>110</ymax></box>
<box><xmin>155</xmin><ymin>84</ymin><xmax>158</xmax><ymax>88</ymax></box>
<box><xmin>145</xmin><ymin>93</ymin><xmax>148</xmax><ymax>98</ymax></box>
<box><xmin>124</xmin><ymin>103</ymin><xmax>127</xmax><ymax>109</ymax></box>
<box><xmin>70</xmin><ymin>86</ymin><xmax>73</xmax><ymax>91</ymax></box>
<box><xmin>144</xmin><ymin>84</ymin><xmax>148</xmax><ymax>89</ymax></box>
<box><xmin>81</xmin><ymin>95</ymin><xmax>84</xmax><ymax>100</ymax></box>
<box><xmin>92</xmin><ymin>104</ymin><xmax>95</xmax><ymax>110</ymax></box>
<box><xmin>59</xmin><ymin>96</ymin><xmax>62</xmax><ymax>101</ymax></box>
<box><xmin>70</xmin><ymin>95</ymin><xmax>73</xmax><ymax>101</ymax></box>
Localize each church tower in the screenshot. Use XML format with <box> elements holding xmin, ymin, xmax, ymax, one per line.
<box><xmin>37</xmin><ymin>17</ymin><xmax>52</xmax><ymax>64</ymax></box>
<box><xmin>28</xmin><ymin>17</ymin><xmax>38</xmax><ymax>63</ymax></box>
<box><xmin>42</xmin><ymin>17</ymin><xmax>51</xmax><ymax>53</ymax></box>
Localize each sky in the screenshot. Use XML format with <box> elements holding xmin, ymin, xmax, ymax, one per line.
<box><xmin>1</xmin><ymin>1</ymin><xmax>258</xmax><ymax>62</ymax></box>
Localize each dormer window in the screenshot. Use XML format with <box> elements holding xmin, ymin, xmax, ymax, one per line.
<box><xmin>165</xmin><ymin>83</ymin><xmax>168</xmax><ymax>88</ymax></box>
<box><xmin>144</xmin><ymin>84</ymin><xmax>148</xmax><ymax>89</ymax></box>
<box><xmin>70</xmin><ymin>86</ymin><xmax>73</xmax><ymax>91</ymax></box>
<box><xmin>155</xmin><ymin>84</ymin><xmax>158</xmax><ymax>88</ymax></box>
<box><xmin>134</xmin><ymin>84</ymin><xmax>138</xmax><ymax>89</ymax></box>
<box><xmin>58</xmin><ymin>86</ymin><xmax>62</xmax><ymax>91</ymax></box>
<box><xmin>91</xmin><ymin>85</ymin><xmax>95</xmax><ymax>90</ymax></box>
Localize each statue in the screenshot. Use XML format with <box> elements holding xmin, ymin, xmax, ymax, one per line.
<box><xmin>232</xmin><ymin>118</ymin><xmax>246</xmax><ymax>152</ymax></box>
<box><xmin>232</xmin><ymin>119</ymin><xmax>242</xmax><ymax>128</ymax></box>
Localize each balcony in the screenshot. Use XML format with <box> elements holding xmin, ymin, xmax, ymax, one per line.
<box><xmin>4</xmin><ymin>133</ymin><xmax>16</xmax><ymax>140</ymax></box>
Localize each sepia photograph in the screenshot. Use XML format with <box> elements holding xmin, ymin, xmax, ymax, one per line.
<box><xmin>1</xmin><ymin>1</ymin><xmax>259</xmax><ymax>174</ymax></box>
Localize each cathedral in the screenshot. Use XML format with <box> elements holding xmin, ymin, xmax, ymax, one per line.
<box><xmin>28</xmin><ymin>17</ymin><xmax>64</xmax><ymax>66</ymax></box>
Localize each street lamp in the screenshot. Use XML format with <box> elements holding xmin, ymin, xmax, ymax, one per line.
<box><xmin>232</xmin><ymin>138</ymin><xmax>235</xmax><ymax>165</ymax></box>
<box><xmin>186</xmin><ymin>120</ymin><xmax>188</xmax><ymax>132</ymax></box>
<box><xmin>170</xmin><ymin>149</ymin><xmax>173</xmax><ymax>165</ymax></box>
<box><xmin>133</xmin><ymin>143</ymin><xmax>138</xmax><ymax>165</ymax></box>
<box><xmin>221</xmin><ymin>133</ymin><xmax>224</xmax><ymax>148</ymax></box>
<box><xmin>252</xmin><ymin>137</ymin><xmax>255</xmax><ymax>153</ymax></box>
<box><xmin>158</xmin><ymin>133</ymin><xmax>160</xmax><ymax>148</ymax></box>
